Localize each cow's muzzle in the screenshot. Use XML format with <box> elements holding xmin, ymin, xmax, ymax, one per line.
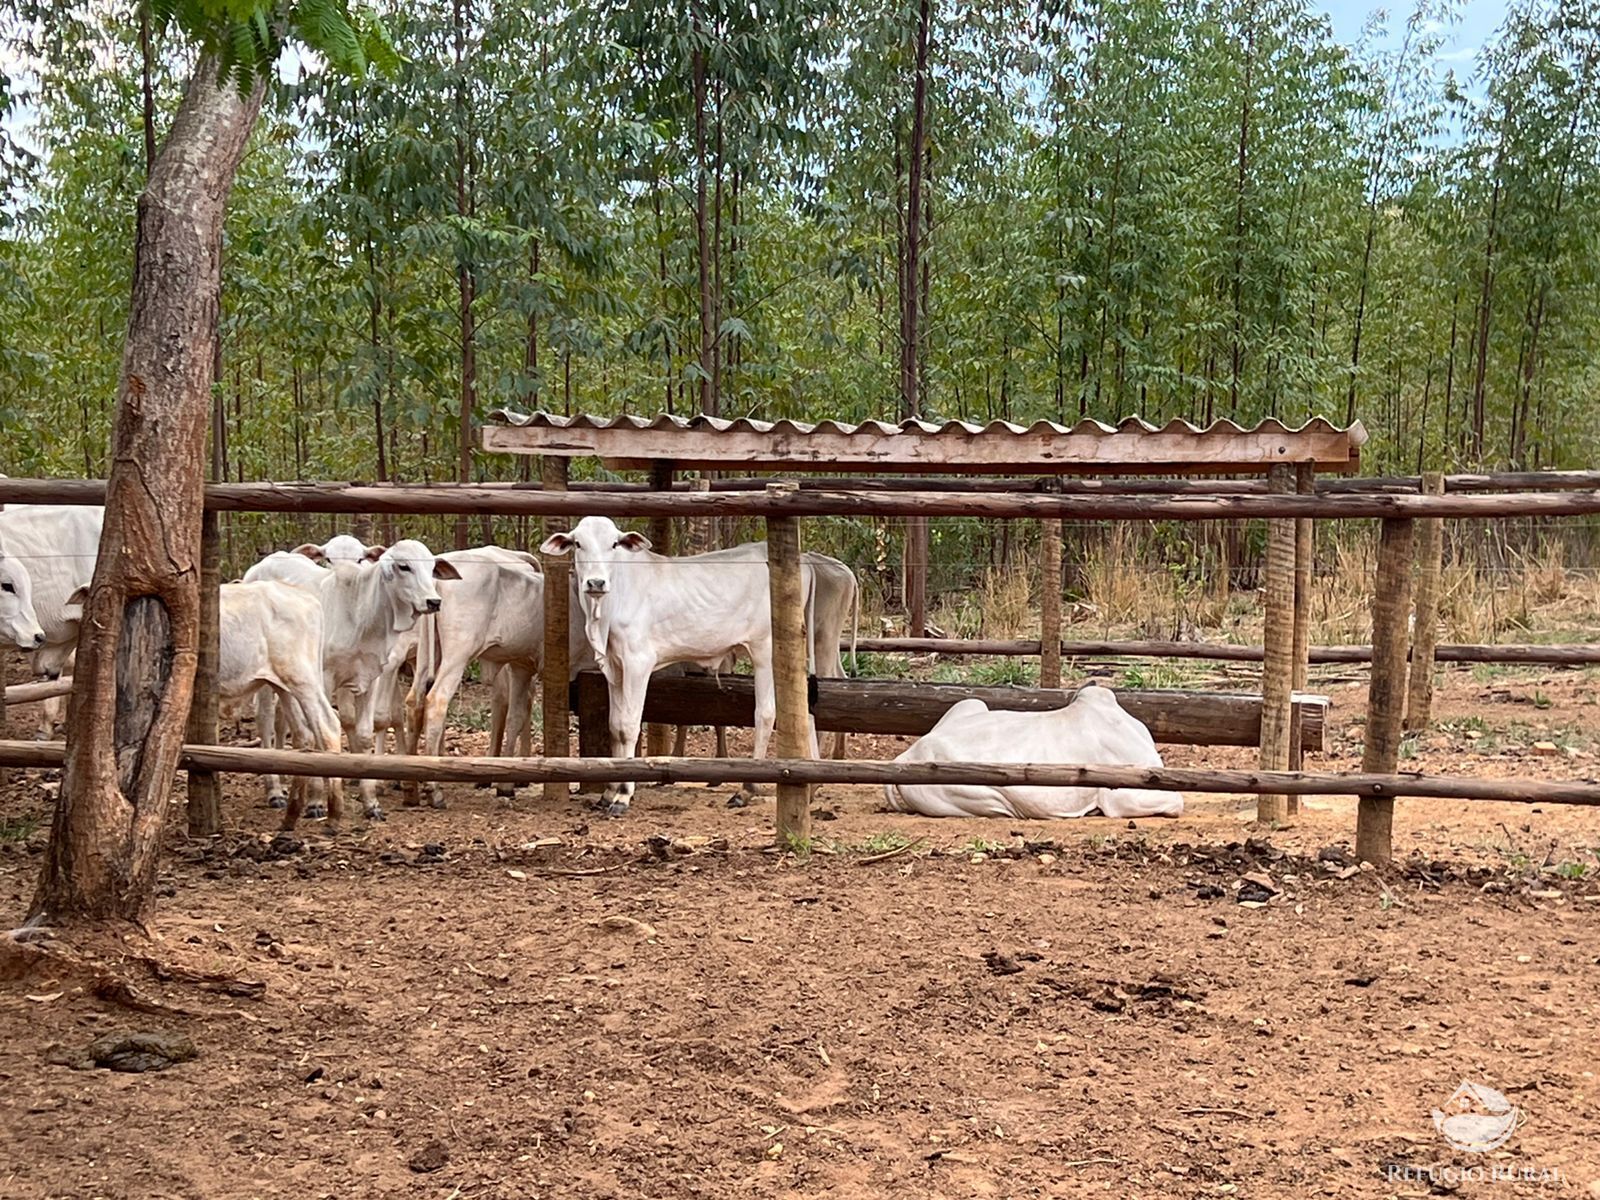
<box><xmin>424</xmin><ymin>597</ymin><xmax>441</xmax><ymax>614</ymax></box>
<box><xmin>584</xmin><ymin>578</ymin><xmax>608</xmax><ymax>595</ymax></box>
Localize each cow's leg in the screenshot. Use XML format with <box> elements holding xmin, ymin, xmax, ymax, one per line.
<box><xmin>604</xmin><ymin>660</ymin><xmax>651</xmax><ymax>817</ymax></box>
<box><xmin>271</xmin><ymin>694</ymin><xmax>326</xmax><ymax>822</ymax></box>
<box><xmin>673</xmin><ymin>723</ymin><xmax>688</xmax><ymax>756</ymax></box>
<box><xmin>731</xmin><ymin>650</ymin><xmax>777</xmax><ymax>808</ymax></box>
<box><xmin>829</xmin><ymin>730</ymin><xmax>848</xmax><ymax>760</ymax></box>
<box><xmin>495</xmin><ymin>666</ymin><xmax>535</xmax><ymax>798</ymax></box>
<box><xmin>345</xmin><ymin>690</ymin><xmax>382</xmax><ymax>820</ymax></box>
<box><xmin>257</xmin><ymin>689</ymin><xmax>288</xmax><ymax>809</ymax></box>
<box><xmin>299</xmin><ymin>685</ymin><xmax>347</xmax><ymax>823</ymax></box>
<box><xmin>421</xmin><ymin>647</ymin><xmax>473</xmax><ymax>809</ymax></box>
<box><xmin>714</xmin><ymin>726</ymin><xmax>728</xmax><ymax>757</ymax></box>
<box><xmin>39</xmin><ymin>694</ymin><xmax>65</xmax><ymax>740</ymax></box>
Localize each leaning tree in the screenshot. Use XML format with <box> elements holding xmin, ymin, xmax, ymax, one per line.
<box><xmin>23</xmin><ymin>2</ymin><xmax>396</xmax><ymax>927</ymax></box>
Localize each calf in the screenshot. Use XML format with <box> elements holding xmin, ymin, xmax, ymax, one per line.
<box><xmin>402</xmin><ymin>546</ymin><xmax>544</xmax><ymax>807</ymax></box>
<box><xmin>541</xmin><ymin>517</ymin><xmax>814</xmax><ymax>816</ymax></box>
<box><xmin>319</xmin><ymin>540</ymin><xmax>460</xmax><ymax>819</ymax></box>
<box><xmin>885</xmin><ymin>685</ymin><xmax>1183</xmax><ymax>819</ymax></box>
<box><xmin>219</xmin><ymin>581</ymin><xmax>344</xmax><ymax>827</ymax></box>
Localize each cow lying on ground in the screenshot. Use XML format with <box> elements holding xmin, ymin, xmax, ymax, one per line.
<box><xmin>541</xmin><ymin>516</ymin><xmax>815</xmax><ymax>816</ymax></box>
<box><xmin>884</xmin><ymin>685</ymin><xmax>1183</xmax><ymax>819</ymax></box>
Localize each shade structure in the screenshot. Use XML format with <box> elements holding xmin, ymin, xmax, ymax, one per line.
<box><xmin>482</xmin><ymin>410</ymin><xmax>1367</xmax><ymax>476</ymax></box>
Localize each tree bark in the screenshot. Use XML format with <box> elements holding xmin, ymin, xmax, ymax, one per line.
<box><xmin>454</xmin><ymin>0</ymin><xmax>476</xmax><ymax>549</ymax></box>
<box><xmin>692</xmin><ymin>1</ymin><xmax>715</xmax><ymax>416</ymax></box>
<box><xmin>900</xmin><ymin>0</ymin><xmax>931</xmax><ymax>421</ymax></box>
<box><xmin>31</xmin><ymin>59</ymin><xmax>264</xmax><ymax>927</ymax></box>
<box><xmin>138</xmin><ymin>1</ymin><xmax>157</xmax><ymax>175</ymax></box>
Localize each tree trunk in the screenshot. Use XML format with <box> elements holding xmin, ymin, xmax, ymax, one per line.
<box><xmin>138</xmin><ymin>2</ymin><xmax>157</xmax><ymax>174</ymax></box>
<box><xmin>900</xmin><ymin>0</ymin><xmax>931</xmax><ymax>421</ymax></box>
<box><xmin>454</xmin><ymin>0</ymin><xmax>476</xmax><ymax>549</ymax></box>
<box><xmin>692</xmin><ymin>2</ymin><xmax>715</xmax><ymax>416</ymax></box>
<box><xmin>1469</xmin><ymin>177</ymin><xmax>1502</xmax><ymax>464</ymax></box>
<box><xmin>1228</xmin><ymin>13</ymin><xmax>1256</xmax><ymax>413</ymax></box>
<box><xmin>31</xmin><ymin>59</ymin><xmax>264</xmax><ymax>927</ymax></box>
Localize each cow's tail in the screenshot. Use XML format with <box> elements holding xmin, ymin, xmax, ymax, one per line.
<box><xmin>848</xmin><ymin>575</ymin><xmax>861</xmax><ymax>676</ymax></box>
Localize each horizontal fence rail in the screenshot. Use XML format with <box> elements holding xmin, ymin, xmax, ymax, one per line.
<box><xmin>6</xmin><ymin>479</ymin><xmax>1600</xmax><ymax>520</ymax></box>
<box><xmin>0</xmin><ymin>742</ymin><xmax>1592</xmax><ymax>806</ymax></box>
<box><xmin>850</xmin><ymin>638</ymin><xmax>1600</xmax><ymax>665</ymax></box>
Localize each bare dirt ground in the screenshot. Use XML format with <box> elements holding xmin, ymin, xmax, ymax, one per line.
<box><xmin>2</xmin><ymin>666</ymin><xmax>1599</xmax><ymax>1199</ymax></box>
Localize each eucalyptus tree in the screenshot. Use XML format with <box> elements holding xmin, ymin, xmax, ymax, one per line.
<box><xmin>19</xmin><ymin>0</ymin><xmax>396</xmax><ymax>926</ymax></box>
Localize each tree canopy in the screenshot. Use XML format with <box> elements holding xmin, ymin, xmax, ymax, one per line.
<box><xmin>5</xmin><ymin>0</ymin><xmax>1600</xmax><ymax>497</ymax></box>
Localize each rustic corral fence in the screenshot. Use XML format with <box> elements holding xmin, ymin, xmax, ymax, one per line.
<box><xmin>5</xmin><ymin>474</ymin><xmax>1600</xmax><ymax>864</ymax></box>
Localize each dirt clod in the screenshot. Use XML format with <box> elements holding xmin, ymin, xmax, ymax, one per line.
<box><xmin>50</xmin><ymin>1031</ymin><xmax>199</xmax><ymax>1073</ymax></box>
<box><xmin>982</xmin><ymin>950</ymin><xmax>1023</xmax><ymax>976</ymax></box>
<box><xmin>407</xmin><ymin>1140</ymin><xmax>450</xmax><ymax>1174</ymax></box>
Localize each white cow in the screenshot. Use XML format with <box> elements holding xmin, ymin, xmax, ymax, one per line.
<box><xmin>402</xmin><ymin>546</ymin><xmax>544</xmax><ymax>808</ymax></box>
<box><xmin>807</xmin><ymin>552</ymin><xmax>859</xmax><ymax>758</ymax></box>
<box><xmin>243</xmin><ymin>539</ymin><xmax>457</xmax><ymax>819</ymax></box>
<box><xmin>321</xmin><ymin>534</ymin><xmax>373</xmax><ymax>565</ymax></box>
<box><xmin>884</xmin><ymin>685</ymin><xmax>1183</xmax><ymax>819</ymax></box>
<box><xmin>319</xmin><ymin>540</ymin><xmax>459</xmax><ymax>819</ymax></box>
<box><xmin>0</xmin><ymin>505</ymin><xmax>103</xmax><ymax>735</ymax></box>
<box><xmin>541</xmin><ymin>516</ymin><xmax>815</xmax><ymax>816</ymax></box>
<box><xmin>0</xmin><ymin>553</ymin><xmax>48</xmax><ymax>651</ymax></box>
<box><xmin>220</xmin><ymin>581</ymin><xmax>344</xmax><ymax>826</ymax></box>
<box><xmin>241</xmin><ymin>545</ymin><xmax>338</xmax><ymax>805</ymax></box>
<box><xmin>687</xmin><ymin>546</ymin><xmax>854</xmax><ymax>759</ymax></box>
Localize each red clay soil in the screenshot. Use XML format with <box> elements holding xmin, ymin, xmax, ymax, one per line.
<box><xmin>1</xmin><ymin>669</ymin><xmax>1598</xmax><ymax>1199</ymax></box>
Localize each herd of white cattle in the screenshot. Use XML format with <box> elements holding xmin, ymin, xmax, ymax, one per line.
<box><xmin>0</xmin><ymin>503</ymin><xmax>1182</xmax><ymax>826</ymax></box>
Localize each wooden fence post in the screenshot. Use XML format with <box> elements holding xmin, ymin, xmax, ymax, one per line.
<box><xmin>1405</xmin><ymin>472</ymin><xmax>1446</xmax><ymax>731</ymax></box>
<box><xmin>1292</xmin><ymin>464</ymin><xmax>1314</xmax><ymax>693</ymax></box>
<box><xmin>1287</xmin><ymin>463</ymin><xmax>1315</xmax><ymax>813</ymax></box>
<box><xmin>1039</xmin><ymin>518</ymin><xmax>1062</xmax><ymax>689</ymax></box>
<box><xmin>766</xmin><ymin>482</ymin><xmax>811</xmax><ymax>847</ymax></box>
<box><xmin>646</xmin><ymin>460</ymin><xmax>675</xmax><ymax>757</ymax></box>
<box><xmin>185</xmin><ymin>509</ymin><xmax>223</xmax><ymax>835</ymax></box>
<box><xmin>687</xmin><ymin>478</ymin><xmax>713</xmax><ymax>552</ymax></box>
<box><xmin>540</xmin><ymin>456</ymin><xmax>570</xmax><ymax>804</ymax></box>
<box><xmin>1257</xmin><ymin>464</ymin><xmax>1295</xmax><ymax>824</ymax></box>
<box><xmin>1358</xmin><ymin>517</ymin><xmax>1416</xmax><ymax>863</ymax></box>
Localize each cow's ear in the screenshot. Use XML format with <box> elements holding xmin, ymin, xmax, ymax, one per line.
<box><xmin>65</xmin><ymin>585</ymin><xmax>90</xmax><ymax>608</ymax></box>
<box><xmin>291</xmin><ymin>543</ymin><xmax>326</xmax><ymax>562</ymax></box>
<box><xmin>616</xmin><ymin>531</ymin><xmax>652</xmax><ymax>552</ymax></box>
<box><xmin>540</xmin><ymin>532</ymin><xmax>575</xmax><ymax>556</ymax></box>
<box><xmin>433</xmin><ymin>558</ymin><xmax>462</xmax><ymax>581</ymax></box>
<box><xmin>363</xmin><ymin>544</ymin><xmax>387</xmax><ymax>562</ymax></box>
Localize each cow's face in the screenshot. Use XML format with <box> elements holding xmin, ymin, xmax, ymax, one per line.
<box><xmin>0</xmin><ymin>553</ymin><xmax>45</xmax><ymax>651</ymax></box>
<box><xmin>377</xmin><ymin>539</ymin><xmax>462</xmax><ymax>630</ymax></box>
<box><xmin>540</xmin><ymin>516</ymin><xmax>651</xmax><ymax>600</ymax></box>
<box><xmin>322</xmin><ymin>534</ymin><xmax>370</xmax><ymax>566</ymax></box>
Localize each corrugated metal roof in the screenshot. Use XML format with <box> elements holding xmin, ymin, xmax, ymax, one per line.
<box><xmin>489</xmin><ymin>408</ymin><xmax>1366</xmax><ymax>441</ymax></box>
<box><xmin>482</xmin><ymin>409</ymin><xmax>1367</xmax><ymax>475</ymax></box>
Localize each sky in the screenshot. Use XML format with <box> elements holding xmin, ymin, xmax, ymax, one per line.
<box><xmin>2</xmin><ymin>1</ymin><xmax>1515</xmax><ymax>165</ymax></box>
<box><xmin>1319</xmin><ymin>0</ymin><xmax>1508</xmax><ymax>63</ymax></box>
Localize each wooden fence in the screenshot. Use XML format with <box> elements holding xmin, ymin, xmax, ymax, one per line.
<box><xmin>3</xmin><ymin>475</ymin><xmax>1598</xmax><ymax>862</ymax></box>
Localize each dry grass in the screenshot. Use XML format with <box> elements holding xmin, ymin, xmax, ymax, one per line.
<box><xmin>862</xmin><ymin>527</ymin><xmax>1600</xmax><ymax>652</ymax></box>
<box><xmin>978</xmin><ymin>566</ymin><xmax>1033</xmax><ymax>637</ymax></box>
<box><xmin>1078</xmin><ymin>525</ymin><xmax>1146</xmax><ymax>626</ymax></box>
